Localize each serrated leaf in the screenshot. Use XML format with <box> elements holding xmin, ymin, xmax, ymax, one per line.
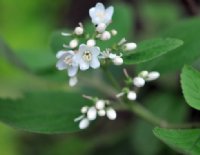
<box><xmin>153</xmin><ymin>127</ymin><xmax>200</xmax><ymax>155</ymax></box>
<box><xmin>137</xmin><ymin>17</ymin><xmax>200</xmax><ymax>73</ymax></box>
<box><xmin>0</xmin><ymin>91</ymin><xmax>87</xmax><ymax>134</ymax></box>
<box><xmin>181</xmin><ymin>65</ymin><xmax>200</xmax><ymax>110</ymax></box>
<box><xmin>123</xmin><ymin>38</ymin><xmax>183</xmax><ymax>64</ymax></box>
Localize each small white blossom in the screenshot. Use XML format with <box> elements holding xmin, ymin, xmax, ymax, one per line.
<box><xmin>95</xmin><ymin>100</ymin><xmax>105</xmax><ymax>110</ymax></box>
<box><xmin>81</xmin><ymin>106</ymin><xmax>88</xmax><ymax>114</ymax></box>
<box><xmin>133</xmin><ymin>77</ymin><xmax>145</xmax><ymax>87</ymax></box>
<box><xmin>127</xmin><ymin>91</ymin><xmax>137</xmax><ymax>101</ymax></box>
<box><xmin>112</xmin><ymin>56</ymin><xmax>123</xmax><ymax>66</ymax></box>
<box><xmin>139</xmin><ymin>71</ymin><xmax>149</xmax><ymax>78</ymax></box>
<box><xmin>146</xmin><ymin>71</ymin><xmax>160</xmax><ymax>81</ymax></box>
<box><xmin>96</xmin><ymin>23</ymin><xmax>106</xmax><ymax>33</ymax></box>
<box><xmin>69</xmin><ymin>76</ymin><xmax>78</xmax><ymax>87</ymax></box>
<box><xmin>124</xmin><ymin>43</ymin><xmax>137</xmax><ymax>51</ymax></box>
<box><xmin>100</xmin><ymin>31</ymin><xmax>111</xmax><ymax>40</ymax></box>
<box><xmin>74</xmin><ymin>27</ymin><xmax>84</xmax><ymax>35</ymax></box>
<box><xmin>111</xmin><ymin>29</ymin><xmax>117</xmax><ymax>36</ymax></box>
<box><xmin>79</xmin><ymin>118</ymin><xmax>90</xmax><ymax>129</ymax></box>
<box><xmin>87</xmin><ymin>107</ymin><xmax>97</xmax><ymax>121</ymax></box>
<box><xmin>106</xmin><ymin>108</ymin><xmax>117</xmax><ymax>120</ymax></box>
<box><xmin>75</xmin><ymin>44</ymin><xmax>100</xmax><ymax>70</ymax></box>
<box><xmin>56</xmin><ymin>50</ymin><xmax>78</xmax><ymax>77</ymax></box>
<box><xmin>98</xmin><ymin>109</ymin><xmax>106</xmax><ymax>116</ymax></box>
<box><xmin>69</xmin><ymin>39</ymin><xmax>79</xmax><ymax>49</ymax></box>
<box><xmin>89</xmin><ymin>3</ymin><xmax>114</xmax><ymax>25</ymax></box>
<box><xmin>87</xmin><ymin>39</ymin><xmax>96</xmax><ymax>47</ymax></box>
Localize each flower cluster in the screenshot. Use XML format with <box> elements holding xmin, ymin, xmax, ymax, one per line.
<box><xmin>74</xmin><ymin>97</ymin><xmax>117</xmax><ymax>129</ymax></box>
<box><xmin>116</xmin><ymin>70</ymin><xmax>160</xmax><ymax>101</ymax></box>
<box><xmin>56</xmin><ymin>3</ymin><xmax>137</xmax><ymax>86</ymax></box>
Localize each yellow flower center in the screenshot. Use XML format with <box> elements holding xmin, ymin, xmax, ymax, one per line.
<box><xmin>83</xmin><ymin>51</ymin><xmax>92</xmax><ymax>62</ymax></box>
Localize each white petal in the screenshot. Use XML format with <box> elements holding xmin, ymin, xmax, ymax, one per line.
<box><xmin>106</xmin><ymin>108</ymin><xmax>117</xmax><ymax>120</ymax></box>
<box><xmin>79</xmin><ymin>59</ymin><xmax>90</xmax><ymax>70</ymax></box>
<box><xmin>90</xmin><ymin>57</ymin><xmax>100</xmax><ymax>69</ymax></box>
<box><xmin>87</xmin><ymin>107</ymin><xmax>97</xmax><ymax>121</ymax></box>
<box><xmin>96</xmin><ymin>3</ymin><xmax>105</xmax><ymax>11</ymax></box>
<box><xmin>56</xmin><ymin>51</ymin><xmax>67</xmax><ymax>59</ymax></box>
<box><xmin>105</xmin><ymin>6</ymin><xmax>114</xmax><ymax>22</ymax></box>
<box><xmin>56</xmin><ymin>60</ymin><xmax>67</xmax><ymax>70</ymax></box>
<box><xmin>68</xmin><ymin>66</ymin><xmax>78</xmax><ymax>77</ymax></box>
<box><xmin>69</xmin><ymin>76</ymin><xmax>78</xmax><ymax>87</ymax></box>
<box><xmin>92</xmin><ymin>47</ymin><xmax>100</xmax><ymax>56</ymax></box>
<box><xmin>89</xmin><ymin>8</ymin><xmax>96</xmax><ymax>17</ymax></box>
<box><xmin>79</xmin><ymin>118</ymin><xmax>90</xmax><ymax>129</ymax></box>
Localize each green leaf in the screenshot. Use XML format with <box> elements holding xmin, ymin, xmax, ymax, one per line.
<box><xmin>131</xmin><ymin>93</ymin><xmax>188</xmax><ymax>155</ymax></box>
<box><xmin>0</xmin><ymin>91</ymin><xmax>87</xmax><ymax>134</ymax></box>
<box><xmin>138</xmin><ymin>17</ymin><xmax>200</xmax><ymax>73</ymax></box>
<box><xmin>124</xmin><ymin>38</ymin><xmax>183</xmax><ymax>64</ymax></box>
<box><xmin>153</xmin><ymin>127</ymin><xmax>200</xmax><ymax>155</ymax></box>
<box><xmin>181</xmin><ymin>65</ymin><xmax>200</xmax><ymax>110</ymax></box>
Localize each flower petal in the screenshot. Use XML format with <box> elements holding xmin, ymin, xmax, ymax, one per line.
<box><xmin>79</xmin><ymin>59</ymin><xmax>89</xmax><ymax>70</ymax></box>
<box><xmin>96</xmin><ymin>3</ymin><xmax>105</xmax><ymax>11</ymax></box>
<box><xmin>90</xmin><ymin>57</ymin><xmax>100</xmax><ymax>69</ymax></box>
<box><xmin>56</xmin><ymin>59</ymin><xmax>67</xmax><ymax>70</ymax></box>
<box><xmin>68</xmin><ymin>66</ymin><xmax>78</xmax><ymax>77</ymax></box>
<box><xmin>56</xmin><ymin>51</ymin><xmax>67</xmax><ymax>59</ymax></box>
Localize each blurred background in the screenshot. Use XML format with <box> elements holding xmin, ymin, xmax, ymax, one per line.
<box><xmin>0</xmin><ymin>0</ymin><xmax>200</xmax><ymax>155</ymax></box>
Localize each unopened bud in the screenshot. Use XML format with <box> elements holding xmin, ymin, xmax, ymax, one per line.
<box><xmin>79</xmin><ymin>118</ymin><xmax>90</xmax><ymax>129</ymax></box>
<box><xmin>127</xmin><ymin>91</ymin><xmax>137</xmax><ymax>101</ymax></box>
<box><xmin>111</xmin><ymin>29</ymin><xmax>117</xmax><ymax>36</ymax></box>
<box><xmin>74</xmin><ymin>27</ymin><xmax>84</xmax><ymax>35</ymax></box>
<box><xmin>112</xmin><ymin>56</ymin><xmax>123</xmax><ymax>66</ymax></box>
<box><xmin>124</xmin><ymin>43</ymin><xmax>137</xmax><ymax>51</ymax></box>
<box><xmin>87</xmin><ymin>107</ymin><xmax>97</xmax><ymax>121</ymax></box>
<box><xmin>106</xmin><ymin>108</ymin><xmax>117</xmax><ymax>120</ymax></box>
<box><xmin>69</xmin><ymin>76</ymin><xmax>78</xmax><ymax>87</ymax></box>
<box><xmin>95</xmin><ymin>100</ymin><xmax>105</xmax><ymax>110</ymax></box>
<box><xmin>87</xmin><ymin>39</ymin><xmax>96</xmax><ymax>47</ymax></box>
<box><xmin>100</xmin><ymin>31</ymin><xmax>111</xmax><ymax>40</ymax></box>
<box><xmin>98</xmin><ymin>109</ymin><xmax>106</xmax><ymax>116</ymax></box>
<box><xmin>146</xmin><ymin>71</ymin><xmax>160</xmax><ymax>81</ymax></box>
<box><xmin>81</xmin><ymin>106</ymin><xmax>88</xmax><ymax>113</ymax></box>
<box><xmin>96</xmin><ymin>23</ymin><xmax>106</xmax><ymax>33</ymax></box>
<box><xmin>69</xmin><ymin>39</ymin><xmax>78</xmax><ymax>49</ymax></box>
<box><xmin>133</xmin><ymin>77</ymin><xmax>145</xmax><ymax>87</ymax></box>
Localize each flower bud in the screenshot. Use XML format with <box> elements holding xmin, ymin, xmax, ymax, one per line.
<box><xmin>81</xmin><ymin>106</ymin><xmax>88</xmax><ymax>113</ymax></box>
<box><xmin>146</xmin><ymin>71</ymin><xmax>160</xmax><ymax>81</ymax></box>
<box><xmin>106</xmin><ymin>108</ymin><xmax>117</xmax><ymax>120</ymax></box>
<box><xmin>87</xmin><ymin>107</ymin><xmax>97</xmax><ymax>121</ymax></box>
<box><xmin>127</xmin><ymin>91</ymin><xmax>137</xmax><ymax>101</ymax></box>
<box><xmin>74</xmin><ymin>27</ymin><xmax>84</xmax><ymax>35</ymax></box>
<box><xmin>69</xmin><ymin>39</ymin><xmax>78</xmax><ymax>49</ymax></box>
<box><xmin>112</xmin><ymin>56</ymin><xmax>123</xmax><ymax>66</ymax></box>
<box><xmin>98</xmin><ymin>109</ymin><xmax>106</xmax><ymax>116</ymax></box>
<box><xmin>61</xmin><ymin>32</ymin><xmax>71</xmax><ymax>36</ymax></box>
<box><xmin>133</xmin><ymin>77</ymin><xmax>145</xmax><ymax>87</ymax></box>
<box><xmin>87</xmin><ymin>39</ymin><xmax>96</xmax><ymax>47</ymax></box>
<box><xmin>79</xmin><ymin>118</ymin><xmax>90</xmax><ymax>129</ymax></box>
<box><xmin>69</xmin><ymin>76</ymin><xmax>78</xmax><ymax>87</ymax></box>
<box><xmin>124</xmin><ymin>43</ymin><xmax>137</xmax><ymax>51</ymax></box>
<box><xmin>111</xmin><ymin>29</ymin><xmax>117</xmax><ymax>36</ymax></box>
<box><xmin>95</xmin><ymin>100</ymin><xmax>105</xmax><ymax>110</ymax></box>
<box><xmin>139</xmin><ymin>71</ymin><xmax>149</xmax><ymax>78</ymax></box>
<box><xmin>96</xmin><ymin>23</ymin><xmax>106</xmax><ymax>33</ymax></box>
<box><xmin>100</xmin><ymin>31</ymin><xmax>111</xmax><ymax>40</ymax></box>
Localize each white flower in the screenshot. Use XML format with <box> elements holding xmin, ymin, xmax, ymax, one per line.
<box><xmin>79</xmin><ymin>118</ymin><xmax>90</xmax><ymax>129</ymax></box>
<box><xmin>87</xmin><ymin>39</ymin><xmax>96</xmax><ymax>47</ymax></box>
<box><xmin>96</xmin><ymin>23</ymin><xmax>106</xmax><ymax>33</ymax></box>
<box><xmin>75</xmin><ymin>44</ymin><xmax>100</xmax><ymax>70</ymax></box>
<box><xmin>112</xmin><ymin>56</ymin><xmax>123</xmax><ymax>65</ymax></box>
<box><xmin>100</xmin><ymin>31</ymin><xmax>111</xmax><ymax>40</ymax></box>
<box><xmin>56</xmin><ymin>50</ymin><xmax>78</xmax><ymax>77</ymax></box>
<box><xmin>127</xmin><ymin>91</ymin><xmax>137</xmax><ymax>100</ymax></box>
<box><xmin>98</xmin><ymin>109</ymin><xmax>106</xmax><ymax>116</ymax></box>
<box><xmin>69</xmin><ymin>39</ymin><xmax>79</xmax><ymax>49</ymax></box>
<box><xmin>69</xmin><ymin>76</ymin><xmax>78</xmax><ymax>87</ymax></box>
<box><xmin>146</xmin><ymin>71</ymin><xmax>160</xmax><ymax>81</ymax></box>
<box><xmin>89</xmin><ymin>3</ymin><xmax>114</xmax><ymax>25</ymax></box>
<box><xmin>87</xmin><ymin>107</ymin><xmax>97</xmax><ymax>121</ymax></box>
<box><xmin>95</xmin><ymin>100</ymin><xmax>105</xmax><ymax>110</ymax></box>
<box><xmin>133</xmin><ymin>77</ymin><xmax>145</xmax><ymax>87</ymax></box>
<box><xmin>124</xmin><ymin>43</ymin><xmax>137</xmax><ymax>51</ymax></box>
<box><xmin>106</xmin><ymin>108</ymin><xmax>117</xmax><ymax>120</ymax></box>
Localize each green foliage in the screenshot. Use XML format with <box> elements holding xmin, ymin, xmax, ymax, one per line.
<box><xmin>138</xmin><ymin>17</ymin><xmax>200</xmax><ymax>73</ymax></box>
<box><xmin>0</xmin><ymin>91</ymin><xmax>88</xmax><ymax>134</ymax></box>
<box><xmin>131</xmin><ymin>93</ymin><xmax>188</xmax><ymax>155</ymax></box>
<box><xmin>124</xmin><ymin>38</ymin><xmax>183</xmax><ymax>64</ymax></box>
<box><xmin>181</xmin><ymin>65</ymin><xmax>200</xmax><ymax>110</ymax></box>
<box><xmin>153</xmin><ymin>127</ymin><xmax>200</xmax><ymax>155</ymax></box>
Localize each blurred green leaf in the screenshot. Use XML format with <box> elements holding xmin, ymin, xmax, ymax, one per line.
<box><xmin>153</xmin><ymin>127</ymin><xmax>200</xmax><ymax>155</ymax></box>
<box><xmin>0</xmin><ymin>91</ymin><xmax>87</xmax><ymax>134</ymax></box>
<box><xmin>131</xmin><ymin>93</ymin><xmax>188</xmax><ymax>155</ymax></box>
<box><xmin>124</xmin><ymin>38</ymin><xmax>183</xmax><ymax>64</ymax></box>
<box><xmin>138</xmin><ymin>17</ymin><xmax>200</xmax><ymax>73</ymax></box>
<box><xmin>181</xmin><ymin>65</ymin><xmax>200</xmax><ymax>110</ymax></box>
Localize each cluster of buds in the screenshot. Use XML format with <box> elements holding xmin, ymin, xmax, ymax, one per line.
<box><xmin>56</xmin><ymin>3</ymin><xmax>137</xmax><ymax>87</ymax></box>
<box><xmin>116</xmin><ymin>70</ymin><xmax>160</xmax><ymax>101</ymax></box>
<box><xmin>74</xmin><ymin>96</ymin><xmax>117</xmax><ymax>129</ymax></box>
